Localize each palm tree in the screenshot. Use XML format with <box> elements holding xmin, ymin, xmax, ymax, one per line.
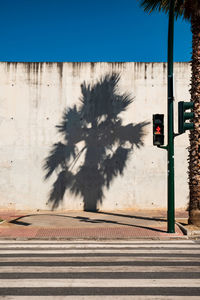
<box><xmin>139</xmin><ymin>0</ymin><xmax>200</xmax><ymax>225</ymax></box>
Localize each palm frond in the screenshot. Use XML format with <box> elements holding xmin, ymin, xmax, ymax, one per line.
<box><xmin>116</xmin><ymin>121</ymin><xmax>150</xmax><ymax>148</ymax></box>
<box><xmin>139</xmin><ymin>0</ymin><xmax>168</xmax><ymax>13</ymax></box>
<box><xmin>184</xmin><ymin>0</ymin><xmax>200</xmax><ymax>19</ymax></box>
<box><xmin>57</xmin><ymin>106</ymin><xmax>85</xmax><ymax>143</ymax></box>
<box><xmin>103</xmin><ymin>147</ymin><xmax>130</xmax><ymax>188</ymax></box>
<box><xmin>48</xmin><ymin>170</ymin><xmax>74</xmax><ymax>209</ymax></box>
<box><xmin>80</xmin><ymin>73</ymin><xmax>133</xmax><ymax>122</ymax></box>
<box><xmin>139</xmin><ymin>0</ymin><xmax>200</xmax><ymax>19</ymax></box>
<box><xmin>43</xmin><ymin>142</ymin><xmax>76</xmax><ymax>180</ymax></box>
<box><xmin>112</xmin><ymin>94</ymin><xmax>133</xmax><ymax>116</ymax></box>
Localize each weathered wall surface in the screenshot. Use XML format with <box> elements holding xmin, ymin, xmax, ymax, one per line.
<box><xmin>0</xmin><ymin>62</ymin><xmax>191</xmax><ymax>211</ymax></box>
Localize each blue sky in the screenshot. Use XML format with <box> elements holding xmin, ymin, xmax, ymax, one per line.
<box><xmin>0</xmin><ymin>0</ymin><xmax>191</xmax><ymax>62</ymax></box>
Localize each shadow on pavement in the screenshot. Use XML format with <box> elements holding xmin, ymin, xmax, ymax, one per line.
<box><xmin>99</xmin><ymin>211</ymin><xmax>166</xmax><ymax>223</ymax></box>
<box><xmin>8</xmin><ymin>212</ymin><xmax>167</xmax><ymax>233</ymax></box>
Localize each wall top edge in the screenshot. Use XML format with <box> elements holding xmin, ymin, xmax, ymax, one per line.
<box><xmin>0</xmin><ymin>61</ymin><xmax>190</xmax><ymax>64</ymax></box>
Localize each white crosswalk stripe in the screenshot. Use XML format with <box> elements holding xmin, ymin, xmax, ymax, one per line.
<box><xmin>0</xmin><ymin>239</ymin><xmax>199</xmax><ymax>299</ymax></box>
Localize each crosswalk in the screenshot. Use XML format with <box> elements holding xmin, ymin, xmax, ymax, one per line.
<box><xmin>0</xmin><ymin>239</ymin><xmax>199</xmax><ymax>299</ymax></box>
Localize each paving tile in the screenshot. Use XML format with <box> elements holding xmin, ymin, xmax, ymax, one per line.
<box><xmin>0</xmin><ymin>210</ymin><xmax>185</xmax><ymax>239</ymax></box>
<box><xmin>0</xmin><ymin>228</ymin><xmax>38</xmax><ymax>238</ymax></box>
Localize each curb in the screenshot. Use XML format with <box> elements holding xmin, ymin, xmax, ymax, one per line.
<box><xmin>176</xmin><ymin>222</ymin><xmax>188</xmax><ymax>235</ymax></box>
<box><xmin>0</xmin><ymin>236</ymin><xmax>189</xmax><ymax>241</ymax></box>
<box><xmin>176</xmin><ymin>222</ymin><xmax>200</xmax><ymax>238</ymax></box>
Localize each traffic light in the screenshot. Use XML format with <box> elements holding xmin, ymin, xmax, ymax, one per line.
<box><xmin>153</xmin><ymin>114</ymin><xmax>164</xmax><ymax>146</ymax></box>
<box><xmin>178</xmin><ymin>101</ymin><xmax>194</xmax><ymax>134</ymax></box>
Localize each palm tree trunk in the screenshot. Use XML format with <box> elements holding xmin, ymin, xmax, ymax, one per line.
<box><xmin>188</xmin><ymin>13</ymin><xmax>200</xmax><ymax>226</ymax></box>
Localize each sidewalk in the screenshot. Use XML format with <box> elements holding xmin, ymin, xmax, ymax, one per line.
<box><xmin>0</xmin><ymin>209</ymin><xmax>189</xmax><ymax>239</ymax></box>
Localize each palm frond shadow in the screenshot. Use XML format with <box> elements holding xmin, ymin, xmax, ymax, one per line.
<box><xmin>43</xmin><ymin>73</ymin><xmax>150</xmax><ymax>211</ymax></box>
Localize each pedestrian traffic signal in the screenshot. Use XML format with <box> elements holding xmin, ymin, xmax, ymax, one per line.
<box><xmin>153</xmin><ymin>114</ymin><xmax>164</xmax><ymax>146</ymax></box>
<box><xmin>178</xmin><ymin>101</ymin><xmax>194</xmax><ymax>134</ymax></box>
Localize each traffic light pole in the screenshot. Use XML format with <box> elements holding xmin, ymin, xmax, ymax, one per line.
<box><xmin>167</xmin><ymin>0</ymin><xmax>175</xmax><ymax>233</ymax></box>
<box><xmin>155</xmin><ymin>0</ymin><xmax>192</xmax><ymax>232</ymax></box>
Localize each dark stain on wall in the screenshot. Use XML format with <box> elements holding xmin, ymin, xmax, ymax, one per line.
<box><xmin>23</xmin><ymin>63</ymin><xmax>44</xmax><ymax>86</ymax></box>
<box><xmin>46</xmin><ymin>62</ymin><xmax>53</xmax><ymax>68</ymax></box>
<box><xmin>24</xmin><ymin>63</ymin><xmax>38</xmax><ymax>84</ymax></box>
<box><xmin>90</xmin><ymin>62</ymin><xmax>95</xmax><ymax>69</ymax></box>
<box><xmin>57</xmin><ymin>62</ymin><xmax>63</xmax><ymax>79</ymax></box>
<box><xmin>111</xmin><ymin>62</ymin><xmax>126</xmax><ymax>70</ymax></box>
<box><xmin>72</xmin><ymin>62</ymin><xmax>82</xmax><ymax>77</ymax></box>
<box><xmin>25</xmin><ymin>63</ymin><xmax>31</xmax><ymax>82</ymax></box>
<box><xmin>90</xmin><ymin>62</ymin><xmax>95</xmax><ymax>75</ymax></box>
<box><xmin>6</xmin><ymin>62</ymin><xmax>11</xmax><ymax>72</ymax></box>
<box><xmin>33</xmin><ymin>62</ymin><xmax>40</xmax><ymax>75</ymax></box>
<box><xmin>5</xmin><ymin>62</ymin><xmax>18</xmax><ymax>75</ymax></box>
<box><xmin>22</xmin><ymin>63</ymin><xmax>44</xmax><ymax>108</ymax></box>
<box><xmin>163</xmin><ymin>63</ymin><xmax>166</xmax><ymax>73</ymax></box>
<box><xmin>144</xmin><ymin>63</ymin><xmax>147</xmax><ymax>80</ymax></box>
<box><xmin>134</xmin><ymin>62</ymin><xmax>143</xmax><ymax>76</ymax></box>
<box><xmin>151</xmin><ymin>63</ymin><xmax>154</xmax><ymax>79</ymax></box>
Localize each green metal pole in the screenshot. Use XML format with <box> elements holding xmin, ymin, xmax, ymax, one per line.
<box><xmin>167</xmin><ymin>0</ymin><xmax>175</xmax><ymax>233</ymax></box>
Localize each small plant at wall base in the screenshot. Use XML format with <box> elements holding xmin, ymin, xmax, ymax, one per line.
<box><xmin>43</xmin><ymin>73</ymin><xmax>149</xmax><ymax>212</ymax></box>
<box><xmin>139</xmin><ymin>0</ymin><xmax>200</xmax><ymax>226</ymax></box>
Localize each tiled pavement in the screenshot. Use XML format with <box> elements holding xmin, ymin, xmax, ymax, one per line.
<box><xmin>0</xmin><ymin>210</ymin><xmax>186</xmax><ymax>239</ymax></box>
<box><xmin>0</xmin><ymin>225</ymin><xmax>184</xmax><ymax>239</ymax></box>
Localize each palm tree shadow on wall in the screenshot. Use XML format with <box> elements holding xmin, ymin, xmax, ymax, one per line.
<box><xmin>43</xmin><ymin>73</ymin><xmax>150</xmax><ymax>212</ymax></box>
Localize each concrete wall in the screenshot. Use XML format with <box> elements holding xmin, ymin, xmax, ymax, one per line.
<box><xmin>0</xmin><ymin>62</ymin><xmax>191</xmax><ymax>211</ymax></box>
